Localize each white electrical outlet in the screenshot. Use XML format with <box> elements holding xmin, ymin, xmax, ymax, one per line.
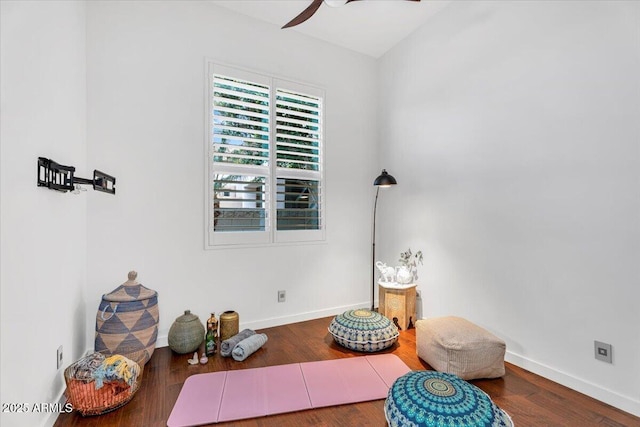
<box><xmin>594</xmin><ymin>341</ymin><xmax>612</xmax><ymax>363</ymax></box>
<box><xmin>57</xmin><ymin>345</ymin><xmax>63</xmax><ymax>369</ymax></box>
<box><xmin>278</xmin><ymin>290</ymin><xmax>286</xmax><ymax>303</ymax></box>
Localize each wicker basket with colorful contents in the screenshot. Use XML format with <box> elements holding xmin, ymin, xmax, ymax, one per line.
<box><xmin>64</xmin><ymin>352</ymin><xmax>142</xmax><ymax>416</ymax></box>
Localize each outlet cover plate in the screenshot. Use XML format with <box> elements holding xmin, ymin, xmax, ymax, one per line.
<box><xmin>278</xmin><ymin>290</ymin><xmax>286</xmax><ymax>303</ymax></box>
<box><xmin>57</xmin><ymin>345</ymin><xmax>63</xmax><ymax>369</ymax></box>
<box><xmin>594</xmin><ymin>341</ymin><xmax>612</xmax><ymax>363</ymax></box>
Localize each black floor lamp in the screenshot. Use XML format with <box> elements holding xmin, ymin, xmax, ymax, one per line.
<box><xmin>372</xmin><ymin>169</ymin><xmax>397</xmax><ymax>311</ymax></box>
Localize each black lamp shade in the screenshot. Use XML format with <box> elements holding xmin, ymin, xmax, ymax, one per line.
<box><xmin>373</xmin><ymin>169</ymin><xmax>397</xmax><ymax>187</ymax></box>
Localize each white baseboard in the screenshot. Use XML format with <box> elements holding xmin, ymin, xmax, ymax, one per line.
<box><xmin>155</xmin><ymin>301</ymin><xmax>370</xmax><ymax>349</ymax></box>
<box><xmin>506</xmin><ymin>351</ymin><xmax>640</xmax><ymax>417</ymax></box>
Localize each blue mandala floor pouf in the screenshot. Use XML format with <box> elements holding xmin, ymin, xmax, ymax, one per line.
<box><xmin>385</xmin><ymin>371</ymin><xmax>513</xmax><ymax>427</ymax></box>
<box><xmin>328</xmin><ymin>309</ymin><xmax>399</xmax><ymax>352</ymax></box>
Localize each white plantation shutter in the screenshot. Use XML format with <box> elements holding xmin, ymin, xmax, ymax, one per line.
<box><xmin>207</xmin><ymin>63</ymin><xmax>324</xmax><ymax>248</ymax></box>
<box><xmin>212</xmin><ymin>75</ymin><xmax>270</xmax><ymax>166</ymax></box>
<box><xmin>275</xmin><ymin>88</ymin><xmax>322</xmax><ymax>233</ymax></box>
<box><xmin>276</xmin><ymin>89</ymin><xmax>321</xmax><ymax>171</ymax></box>
<box><xmin>276</xmin><ymin>178</ymin><xmax>321</xmax><ymax>232</ymax></box>
<box><xmin>213</xmin><ymin>174</ymin><xmax>268</xmax><ymax>233</ymax></box>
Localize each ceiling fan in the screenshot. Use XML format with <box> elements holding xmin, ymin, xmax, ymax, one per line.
<box><xmin>282</xmin><ymin>0</ymin><xmax>421</xmax><ymax>29</ymax></box>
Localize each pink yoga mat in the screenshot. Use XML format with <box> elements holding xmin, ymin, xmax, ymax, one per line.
<box><xmin>218</xmin><ymin>363</ymin><xmax>312</xmax><ymax>422</ymax></box>
<box><xmin>166</xmin><ymin>371</ymin><xmax>227</xmax><ymax>427</ymax></box>
<box><xmin>167</xmin><ymin>354</ymin><xmax>411</xmax><ymax>427</ymax></box>
<box><xmin>300</xmin><ymin>357</ymin><xmax>389</xmax><ymax>408</ymax></box>
<box><xmin>365</xmin><ymin>353</ymin><xmax>412</xmax><ymax>388</ymax></box>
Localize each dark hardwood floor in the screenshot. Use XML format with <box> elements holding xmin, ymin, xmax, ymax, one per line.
<box><xmin>54</xmin><ymin>316</ymin><xmax>640</xmax><ymax>427</ymax></box>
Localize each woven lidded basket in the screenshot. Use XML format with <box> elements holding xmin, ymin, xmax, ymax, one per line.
<box><xmin>95</xmin><ymin>271</ymin><xmax>159</xmax><ymax>366</ymax></box>
<box><xmin>64</xmin><ymin>352</ymin><xmax>142</xmax><ymax>416</ymax></box>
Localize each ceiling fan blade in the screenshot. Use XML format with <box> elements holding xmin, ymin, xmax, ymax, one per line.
<box><xmin>345</xmin><ymin>0</ymin><xmax>420</xmax><ymax>2</ymax></box>
<box><xmin>282</xmin><ymin>0</ymin><xmax>325</xmax><ymax>29</ymax></box>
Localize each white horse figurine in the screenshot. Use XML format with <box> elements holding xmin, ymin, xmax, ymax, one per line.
<box><xmin>376</xmin><ymin>261</ymin><xmax>395</xmax><ymax>283</ymax></box>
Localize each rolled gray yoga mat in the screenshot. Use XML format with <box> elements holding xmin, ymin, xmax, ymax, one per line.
<box><xmin>220</xmin><ymin>329</ymin><xmax>256</xmax><ymax>357</ymax></box>
<box><xmin>232</xmin><ymin>333</ymin><xmax>268</xmax><ymax>361</ymax></box>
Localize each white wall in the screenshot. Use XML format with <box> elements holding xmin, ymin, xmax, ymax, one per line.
<box><xmin>3</xmin><ymin>1</ymin><xmax>637</xmax><ymax>423</ymax></box>
<box><xmin>0</xmin><ymin>2</ymin><xmax>88</xmax><ymax>427</ymax></box>
<box><xmin>378</xmin><ymin>0</ymin><xmax>640</xmax><ymax>416</ymax></box>
<box><xmin>85</xmin><ymin>1</ymin><xmax>378</xmax><ymax>348</ymax></box>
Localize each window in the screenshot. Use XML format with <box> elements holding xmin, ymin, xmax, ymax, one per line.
<box><xmin>206</xmin><ymin>63</ymin><xmax>324</xmax><ymax>247</ymax></box>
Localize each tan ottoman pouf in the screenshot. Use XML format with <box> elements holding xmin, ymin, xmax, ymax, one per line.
<box><xmin>416</xmin><ymin>316</ymin><xmax>505</xmax><ymax>380</ymax></box>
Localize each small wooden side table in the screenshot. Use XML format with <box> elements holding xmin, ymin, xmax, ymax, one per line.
<box><xmin>378</xmin><ymin>282</ymin><xmax>417</xmax><ymax>331</ymax></box>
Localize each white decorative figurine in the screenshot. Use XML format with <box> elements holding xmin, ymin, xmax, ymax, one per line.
<box><xmin>187</xmin><ymin>352</ymin><xmax>199</xmax><ymax>365</ymax></box>
<box><xmin>376</xmin><ymin>261</ymin><xmax>396</xmax><ymax>283</ymax></box>
<box><xmin>395</xmin><ymin>266</ymin><xmax>413</xmax><ymax>284</ymax></box>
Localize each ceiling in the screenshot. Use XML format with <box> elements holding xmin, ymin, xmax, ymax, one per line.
<box><xmin>213</xmin><ymin>0</ymin><xmax>452</xmax><ymax>58</ymax></box>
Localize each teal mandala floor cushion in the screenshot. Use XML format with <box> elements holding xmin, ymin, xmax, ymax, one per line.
<box><xmin>328</xmin><ymin>309</ymin><xmax>399</xmax><ymax>352</ymax></box>
<box><xmin>385</xmin><ymin>371</ymin><xmax>513</xmax><ymax>427</ymax></box>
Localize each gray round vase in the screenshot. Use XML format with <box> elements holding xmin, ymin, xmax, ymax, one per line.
<box><xmin>168</xmin><ymin>310</ymin><xmax>205</xmax><ymax>354</ymax></box>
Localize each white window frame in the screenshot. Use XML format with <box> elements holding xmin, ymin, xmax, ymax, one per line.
<box><xmin>204</xmin><ymin>61</ymin><xmax>325</xmax><ymax>249</ymax></box>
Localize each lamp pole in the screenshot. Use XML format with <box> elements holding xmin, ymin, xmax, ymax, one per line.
<box><xmin>371</xmin><ymin>169</ymin><xmax>397</xmax><ymax>312</ymax></box>
<box><xmin>372</xmin><ymin>186</ymin><xmax>381</xmax><ymax>311</ymax></box>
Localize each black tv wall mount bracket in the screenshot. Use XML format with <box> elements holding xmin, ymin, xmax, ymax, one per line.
<box><xmin>37</xmin><ymin>157</ymin><xmax>116</xmax><ymax>195</ymax></box>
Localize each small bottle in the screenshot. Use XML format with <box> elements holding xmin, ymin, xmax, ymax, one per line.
<box><xmin>205</xmin><ymin>313</ymin><xmax>218</xmax><ymax>356</ymax></box>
